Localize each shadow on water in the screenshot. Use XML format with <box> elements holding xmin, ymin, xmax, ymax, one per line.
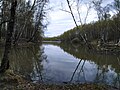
<box><xmin>0</xmin><ymin>42</ymin><xmax>119</xmax><ymax>88</ymax></box>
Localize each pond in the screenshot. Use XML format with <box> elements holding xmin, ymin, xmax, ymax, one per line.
<box><xmin>0</xmin><ymin>43</ymin><xmax>120</xmax><ymax>88</ymax></box>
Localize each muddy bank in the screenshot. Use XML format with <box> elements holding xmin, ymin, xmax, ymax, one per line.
<box><xmin>0</xmin><ymin>70</ymin><xmax>119</xmax><ymax>90</ymax></box>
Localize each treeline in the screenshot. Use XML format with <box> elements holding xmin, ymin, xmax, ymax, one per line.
<box><xmin>44</xmin><ymin>15</ymin><xmax>120</xmax><ymax>45</ymax></box>
<box><xmin>59</xmin><ymin>16</ymin><xmax>120</xmax><ymax>44</ymax></box>
<box><xmin>44</xmin><ymin>0</ymin><xmax>120</xmax><ymax>46</ymax></box>
<box><xmin>0</xmin><ymin>0</ymin><xmax>48</xmax><ymax>44</ymax></box>
<box><xmin>43</xmin><ymin>36</ymin><xmax>60</xmax><ymax>41</ymax></box>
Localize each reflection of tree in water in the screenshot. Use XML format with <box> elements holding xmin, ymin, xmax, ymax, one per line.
<box><xmin>58</xmin><ymin>43</ymin><xmax>120</xmax><ymax>71</ymax></box>
<box><xmin>2</xmin><ymin>42</ymin><xmax>119</xmax><ymax>88</ymax></box>
<box><xmin>95</xmin><ymin>65</ymin><xmax>119</xmax><ymax>87</ymax></box>
<box><xmin>45</xmin><ymin>42</ymin><xmax>120</xmax><ymax>88</ymax></box>
<box><xmin>69</xmin><ymin>57</ymin><xmax>119</xmax><ymax>88</ymax></box>
<box><xmin>8</xmin><ymin>44</ymin><xmax>47</xmax><ymax>82</ymax></box>
<box><xmin>69</xmin><ymin>60</ymin><xmax>86</xmax><ymax>83</ymax></box>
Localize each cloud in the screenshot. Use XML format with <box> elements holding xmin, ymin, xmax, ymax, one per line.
<box><xmin>45</xmin><ymin>0</ymin><xmax>76</xmax><ymax>37</ymax></box>
<box><xmin>45</xmin><ymin>17</ymin><xmax>75</xmax><ymax>37</ymax></box>
<box><xmin>44</xmin><ymin>0</ymin><xmax>114</xmax><ymax>37</ymax></box>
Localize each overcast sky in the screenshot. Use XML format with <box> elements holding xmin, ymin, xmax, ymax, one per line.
<box><xmin>44</xmin><ymin>0</ymin><xmax>114</xmax><ymax>37</ymax></box>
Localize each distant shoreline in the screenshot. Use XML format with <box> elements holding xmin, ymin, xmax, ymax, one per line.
<box><xmin>43</xmin><ymin>41</ymin><xmax>61</xmax><ymax>43</ymax></box>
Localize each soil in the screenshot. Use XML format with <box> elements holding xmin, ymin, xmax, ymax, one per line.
<box><xmin>0</xmin><ymin>70</ymin><xmax>119</xmax><ymax>90</ymax></box>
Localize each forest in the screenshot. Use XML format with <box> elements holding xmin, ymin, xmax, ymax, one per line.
<box><xmin>44</xmin><ymin>0</ymin><xmax>120</xmax><ymax>50</ymax></box>
<box><xmin>0</xmin><ymin>0</ymin><xmax>48</xmax><ymax>73</ymax></box>
<box><xmin>0</xmin><ymin>0</ymin><xmax>120</xmax><ymax>90</ymax></box>
<box><xmin>0</xmin><ymin>0</ymin><xmax>48</xmax><ymax>44</ymax></box>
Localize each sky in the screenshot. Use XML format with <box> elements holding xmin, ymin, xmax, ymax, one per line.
<box><xmin>44</xmin><ymin>0</ymin><xmax>114</xmax><ymax>37</ymax></box>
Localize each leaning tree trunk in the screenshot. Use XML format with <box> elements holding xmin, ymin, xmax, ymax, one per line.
<box><xmin>0</xmin><ymin>0</ymin><xmax>17</xmax><ymax>73</ymax></box>
<box><xmin>66</xmin><ymin>0</ymin><xmax>92</xmax><ymax>49</ymax></box>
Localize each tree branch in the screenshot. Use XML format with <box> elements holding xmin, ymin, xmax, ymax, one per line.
<box><xmin>0</xmin><ymin>20</ymin><xmax>10</xmax><ymax>26</ymax></box>
<box><xmin>60</xmin><ymin>9</ymin><xmax>71</xmax><ymax>13</ymax></box>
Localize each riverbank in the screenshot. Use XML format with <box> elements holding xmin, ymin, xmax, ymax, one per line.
<box><xmin>0</xmin><ymin>70</ymin><xmax>119</xmax><ymax>90</ymax></box>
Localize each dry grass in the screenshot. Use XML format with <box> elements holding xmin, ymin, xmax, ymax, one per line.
<box><xmin>0</xmin><ymin>70</ymin><xmax>119</xmax><ymax>90</ymax></box>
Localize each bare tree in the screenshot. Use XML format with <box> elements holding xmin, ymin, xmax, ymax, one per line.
<box><xmin>0</xmin><ymin>0</ymin><xmax>17</xmax><ymax>73</ymax></box>
<box><xmin>27</xmin><ymin>0</ymin><xmax>47</xmax><ymax>42</ymax></box>
<box><xmin>65</xmin><ymin>0</ymin><xmax>92</xmax><ymax>49</ymax></box>
<box><xmin>13</xmin><ymin>0</ymin><xmax>37</xmax><ymax>45</ymax></box>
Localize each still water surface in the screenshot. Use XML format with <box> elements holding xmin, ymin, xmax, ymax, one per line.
<box><xmin>1</xmin><ymin>43</ymin><xmax>119</xmax><ymax>88</ymax></box>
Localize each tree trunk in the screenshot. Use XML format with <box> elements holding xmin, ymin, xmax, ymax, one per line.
<box><xmin>0</xmin><ymin>0</ymin><xmax>17</xmax><ymax>73</ymax></box>
<box><xmin>13</xmin><ymin>0</ymin><xmax>36</xmax><ymax>45</ymax></box>
<box><xmin>66</xmin><ymin>0</ymin><xmax>92</xmax><ymax>49</ymax></box>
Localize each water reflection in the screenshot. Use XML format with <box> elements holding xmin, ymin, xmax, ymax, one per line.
<box><xmin>7</xmin><ymin>44</ymin><xmax>46</xmax><ymax>82</ymax></box>
<box><xmin>0</xmin><ymin>43</ymin><xmax>119</xmax><ymax>88</ymax></box>
<box><xmin>43</xmin><ymin>43</ymin><xmax>120</xmax><ymax>88</ymax></box>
